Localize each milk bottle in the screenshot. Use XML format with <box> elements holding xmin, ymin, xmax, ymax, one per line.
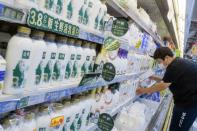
<box><xmin>4</xmin><ymin>26</ymin><xmax>33</xmax><ymax>95</ymax></box>
<box><xmin>53</xmin><ymin>36</ymin><xmax>68</xmax><ymax>85</ymax></box>
<box><xmin>64</xmin><ymin>38</ymin><xmax>76</xmax><ymax>83</ymax></box>
<box><xmin>81</xmin><ymin>42</ymin><xmax>91</xmax><ymax>75</ymax></box>
<box><xmin>71</xmin><ymin>40</ymin><xmax>84</xmax><ymax>82</ymax></box>
<box><xmin>25</xmin><ymin>30</ymin><xmax>47</xmax><ymax>91</ymax></box>
<box><xmin>43</xmin><ymin>33</ymin><xmax>57</xmax><ymax>86</ymax></box>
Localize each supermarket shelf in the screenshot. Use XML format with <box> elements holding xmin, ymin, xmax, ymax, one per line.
<box><xmin>0</xmin><ymin>72</ymin><xmax>145</xmax><ymax>114</ymax></box>
<box><xmin>0</xmin><ymin>2</ymin><xmax>104</xmax><ymax>44</ymax></box>
<box><xmin>107</xmin><ymin>0</ymin><xmax>163</xmax><ymax>46</ymax></box>
<box><xmin>86</xmin><ymin>96</ymin><xmax>139</xmax><ymax>131</ymax></box>
<box><xmin>145</xmin><ymin>94</ymin><xmax>173</xmax><ymax>131</ymax></box>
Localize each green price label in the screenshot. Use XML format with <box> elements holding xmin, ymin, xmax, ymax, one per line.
<box><xmin>27</xmin><ymin>8</ymin><xmax>79</xmax><ymax>37</ymax></box>
<box><xmin>102</xmin><ymin>63</ymin><xmax>116</xmax><ymax>82</ymax></box>
<box><xmin>111</xmin><ymin>19</ymin><xmax>128</xmax><ymax>37</ymax></box>
<box><xmin>98</xmin><ymin>113</ymin><xmax>114</xmax><ymax>131</ymax></box>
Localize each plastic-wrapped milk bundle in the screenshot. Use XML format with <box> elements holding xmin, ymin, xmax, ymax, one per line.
<box><xmin>127</xmin><ymin>102</ymin><xmax>146</xmax><ymax>127</ymax></box>
<box><xmin>114</xmin><ymin>108</ymin><xmax>130</xmax><ymax>131</ymax></box>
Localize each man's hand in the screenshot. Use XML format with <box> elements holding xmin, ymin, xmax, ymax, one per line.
<box><xmin>136</xmin><ymin>87</ymin><xmax>148</xmax><ymax>95</ymax></box>
<box><xmin>136</xmin><ymin>82</ymin><xmax>170</xmax><ymax>95</ymax></box>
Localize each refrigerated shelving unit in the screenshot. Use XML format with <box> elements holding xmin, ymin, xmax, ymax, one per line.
<box><xmin>0</xmin><ymin>1</ymin><xmax>175</xmax><ymax>131</ymax></box>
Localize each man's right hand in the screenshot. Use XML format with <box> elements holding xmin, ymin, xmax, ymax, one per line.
<box><xmin>136</xmin><ymin>87</ymin><xmax>148</xmax><ymax>95</ymax></box>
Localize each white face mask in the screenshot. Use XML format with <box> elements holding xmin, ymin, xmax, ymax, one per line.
<box><xmin>158</xmin><ymin>63</ymin><xmax>166</xmax><ymax>69</ymax></box>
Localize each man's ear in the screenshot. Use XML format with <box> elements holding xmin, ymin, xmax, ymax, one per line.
<box><xmin>165</xmin><ymin>56</ymin><xmax>170</xmax><ymax>60</ymax></box>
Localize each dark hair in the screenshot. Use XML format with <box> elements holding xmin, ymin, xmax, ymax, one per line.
<box><xmin>153</xmin><ymin>47</ymin><xmax>174</xmax><ymax>60</ymax></box>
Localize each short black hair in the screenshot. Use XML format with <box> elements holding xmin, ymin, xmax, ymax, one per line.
<box><xmin>153</xmin><ymin>47</ymin><xmax>174</xmax><ymax>60</ymax></box>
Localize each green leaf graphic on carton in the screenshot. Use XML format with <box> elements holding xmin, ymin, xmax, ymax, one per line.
<box><xmin>53</xmin><ymin>61</ymin><xmax>61</xmax><ymax>80</ymax></box>
<box><xmin>45</xmin><ymin>0</ymin><xmax>54</xmax><ymax>10</ymax></box>
<box><xmin>94</xmin><ymin>15</ymin><xmax>99</xmax><ymax>29</ymax></box>
<box><xmin>72</xmin><ymin>61</ymin><xmax>78</xmax><ymax>77</ymax></box>
<box><xmin>35</xmin><ymin>63</ymin><xmax>42</xmax><ymax>85</ymax></box>
<box><xmin>67</xmin><ymin>1</ymin><xmax>73</xmax><ymax>19</ymax></box>
<box><xmin>81</xmin><ymin>62</ymin><xmax>86</xmax><ymax>76</ymax></box>
<box><xmin>12</xmin><ymin>60</ymin><xmax>24</xmax><ymax>88</ymax></box>
<box><xmin>56</xmin><ymin>0</ymin><xmax>63</xmax><ymax>14</ymax></box>
<box><xmin>77</xmin><ymin>117</ymin><xmax>82</xmax><ymax>130</ymax></box>
<box><xmin>88</xmin><ymin>63</ymin><xmax>93</xmax><ymax>72</ymax></box>
<box><xmin>44</xmin><ymin>62</ymin><xmax>51</xmax><ymax>82</ymax></box>
<box><xmin>83</xmin><ymin>10</ymin><xmax>88</xmax><ymax>25</ymax></box>
<box><xmin>65</xmin><ymin>61</ymin><xmax>71</xmax><ymax>79</ymax></box>
<box><xmin>70</xmin><ymin>122</ymin><xmax>75</xmax><ymax>131</ymax></box>
<box><xmin>78</xmin><ymin>7</ymin><xmax>84</xmax><ymax>23</ymax></box>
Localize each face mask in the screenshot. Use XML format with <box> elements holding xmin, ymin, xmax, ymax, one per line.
<box><xmin>158</xmin><ymin>63</ymin><xmax>166</xmax><ymax>69</ymax></box>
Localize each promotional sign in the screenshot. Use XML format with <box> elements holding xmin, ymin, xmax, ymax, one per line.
<box><xmin>111</xmin><ymin>19</ymin><xmax>129</xmax><ymax>37</ymax></box>
<box><xmin>27</xmin><ymin>8</ymin><xmax>79</xmax><ymax>37</ymax></box>
<box><xmin>102</xmin><ymin>63</ymin><xmax>116</xmax><ymax>82</ymax></box>
<box><xmin>98</xmin><ymin>113</ymin><xmax>114</xmax><ymax>131</ymax></box>
<box><xmin>103</xmin><ymin>36</ymin><xmax>120</xmax><ymax>51</ymax></box>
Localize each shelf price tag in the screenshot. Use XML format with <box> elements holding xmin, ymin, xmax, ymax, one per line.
<box><xmin>27</xmin><ymin>8</ymin><xmax>79</xmax><ymax>37</ymax></box>
<box><xmin>50</xmin><ymin>116</ymin><xmax>64</xmax><ymax>127</ymax></box>
<box><xmin>17</xmin><ymin>96</ymin><xmax>29</xmax><ymax>109</ymax></box>
<box><xmin>98</xmin><ymin>113</ymin><xmax>114</xmax><ymax>131</ymax></box>
<box><xmin>0</xmin><ymin>3</ymin><xmax>25</xmax><ymax>23</ymax></box>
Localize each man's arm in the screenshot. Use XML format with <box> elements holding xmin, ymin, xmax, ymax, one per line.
<box><xmin>149</xmin><ymin>75</ymin><xmax>163</xmax><ymax>82</ymax></box>
<box><xmin>136</xmin><ymin>82</ymin><xmax>171</xmax><ymax>95</ymax></box>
